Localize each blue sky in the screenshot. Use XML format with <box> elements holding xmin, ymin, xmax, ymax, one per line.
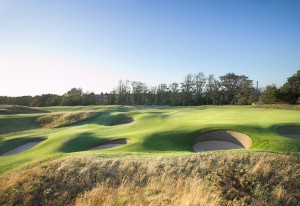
<box><xmin>0</xmin><ymin>0</ymin><xmax>299</xmax><ymax>96</ymax></box>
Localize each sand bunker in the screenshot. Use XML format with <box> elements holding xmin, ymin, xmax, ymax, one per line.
<box><xmin>112</xmin><ymin>117</ymin><xmax>134</xmax><ymax>126</ymax></box>
<box><xmin>193</xmin><ymin>130</ymin><xmax>252</xmax><ymax>152</ymax></box>
<box><xmin>87</xmin><ymin>138</ymin><xmax>128</xmax><ymax>151</ymax></box>
<box><xmin>278</xmin><ymin>126</ymin><xmax>300</xmax><ymax>141</ymax></box>
<box><xmin>1</xmin><ymin>139</ymin><xmax>45</xmax><ymax>156</ymax></box>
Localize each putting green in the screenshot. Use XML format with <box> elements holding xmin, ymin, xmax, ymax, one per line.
<box><xmin>0</xmin><ymin>105</ymin><xmax>300</xmax><ymax>175</ymax></box>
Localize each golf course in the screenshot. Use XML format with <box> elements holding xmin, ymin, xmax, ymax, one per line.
<box><xmin>0</xmin><ymin>105</ymin><xmax>299</xmax><ymax>205</ymax></box>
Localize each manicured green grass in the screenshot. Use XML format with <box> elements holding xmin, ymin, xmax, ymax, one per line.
<box><xmin>0</xmin><ymin>105</ymin><xmax>299</xmax><ymax>175</ymax></box>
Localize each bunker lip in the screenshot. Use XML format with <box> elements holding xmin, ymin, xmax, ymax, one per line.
<box><xmin>87</xmin><ymin>138</ymin><xmax>128</xmax><ymax>151</ymax></box>
<box><xmin>193</xmin><ymin>130</ymin><xmax>252</xmax><ymax>152</ymax></box>
<box><xmin>111</xmin><ymin>117</ymin><xmax>134</xmax><ymax>126</ymax></box>
<box><xmin>1</xmin><ymin>139</ymin><xmax>46</xmax><ymax>156</ymax></box>
<box><xmin>277</xmin><ymin>125</ymin><xmax>300</xmax><ymax>141</ymax></box>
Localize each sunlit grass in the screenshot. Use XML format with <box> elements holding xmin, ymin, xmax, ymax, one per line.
<box><xmin>0</xmin><ymin>105</ymin><xmax>299</xmax><ymax>176</ymax></box>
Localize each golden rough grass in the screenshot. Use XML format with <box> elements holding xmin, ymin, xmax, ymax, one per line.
<box><xmin>0</xmin><ymin>152</ymin><xmax>299</xmax><ymax>206</ymax></box>
<box><xmin>75</xmin><ymin>177</ymin><xmax>219</xmax><ymax>206</ymax></box>
<box><xmin>36</xmin><ymin>111</ymin><xmax>98</xmax><ymax>128</ymax></box>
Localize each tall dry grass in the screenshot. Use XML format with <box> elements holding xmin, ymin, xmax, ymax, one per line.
<box><xmin>75</xmin><ymin>177</ymin><xmax>219</xmax><ymax>206</ymax></box>
<box><xmin>0</xmin><ymin>152</ymin><xmax>299</xmax><ymax>206</ymax></box>
<box><xmin>36</xmin><ymin>110</ymin><xmax>98</xmax><ymax>128</ymax></box>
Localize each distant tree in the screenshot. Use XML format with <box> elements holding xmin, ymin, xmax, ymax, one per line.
<box><xmin>193</xmin><ymin>72</ymin><xmax>207</xmax><ymax>105</ymax></box>
<box><xmin>219</xmin><ymin>73</ymin><xmax>248</xmax><ymax>104</ymax></box>
<box><xmin>67</xmin><ymin>88</ymin><xmax>83</xmax><ymax>96</ymax></box>
<box><xmin>60</xmin><ymin>88</ymin><xmax>84</xmax><ymax>106</ymax></box>
<box><xmin>0</xmin><ymin>96</ymin><xmax>11</xmax><ymax>105</ymax></box>
<box><xmin>235</xmin><ymin>79</ymin><xmax>257</xmax><ymax>105</ymax></box>
<box><xmin>82</xmin><ymin>92</ymin><xmax>96</xmax><ymax>105</ymax></box>
<box><xmin>141</xmin><ymin>83</ymin><xmax>149</xmax><ymax>105</ymax></box>
<box><xmin>280</xmin><ymin>70</ymin><xmax>300</xmax><ymax>104</ymax></box>
<box><xmin>30</xmin><ymin>94</ymin><xmax>62</xmax><ymax>107</ymax></box>
<box><xmin>148</xmin><ymin>86</ymin><xmax>157</xmax><ymax>105</ymax></box>
<box><xmin>115</xmin><ymin>80</ymin><xmax>131</xmax><ymax>105</ymax></box>
<box><xmin>131</xmin><ymin>81</ymin><xmax>148</xmax><ymax>105</ymax></box>
<box><xmin>205</xmin><ymin>74</ymin><xmax>221</xmax><ymax>105</ymax></box>
<box><xmin>156</xmin><ymin>83</ymin><xmax>169</xmax><ymax>105</ymax></box>
<box><xmin>169</xmin><ymin>82</ymin><xmax>180</xmax><ymax>106</ymax></box>
<box><xmin>181</xmin><ymin>74</ymin><xmax>194</xmax><ymax>105</ymax></box>
<box><xmin>47</xmin><ymin>95</ymin><xmax>62</xmax><ymax>106</ymax></box>
<box><xmin>14</xmin><ymin>96</ymin><xmax>34</xmax><ymax>106</ymax></box>
<box><xmin>109</xmin><ymin>90</ymin><xmax>117</xmax><ymax>105</ymax></box>
<box><xmin>131</xmin><ymin>81</ymin><xmax>140</xmax><ymax>105</ymax></box>
<box><xmin>259</xmin><ymin>84</ymin><xmax>279</xmax><ymax>104</ymax></box>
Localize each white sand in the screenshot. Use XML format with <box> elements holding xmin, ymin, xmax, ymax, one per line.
<box><xmin>283</xmin><ymin>134</ymin><xmax>300</xmax><ymax>141</ymax></box>
<box><xmin>1</xmin><ymin>140</ymin><xmax>44</xmax><ymax>156</ymax></box>
<box><xmin>193</xmin><ymin>130</ymin><xmax>252</xmax><ymax>152</ymax></box>
<box><xmin>193</xmin><ymin>140</ymin><xmax>244</xmax><ymax>151</ymax></box>
<box><xmin>278</xmin><ymin>126</ymin><xmax>300</xmax><ymax>141</ymax></box>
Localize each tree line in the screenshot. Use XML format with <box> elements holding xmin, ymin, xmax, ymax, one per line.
<box><xmin>0</xmin><ymin>70</ymin><xmax>299</xmax><ymax>107</ymax></box>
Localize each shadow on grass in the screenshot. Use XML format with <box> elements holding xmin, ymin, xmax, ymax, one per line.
<box><xmin>139</xmin><ymin>125</ymin><xmax>284</xmax><ymax>153</ymax></box>
<box><xmin>140</xmin><ymin>131</ymin><xmax>199</xmax><ymax>152</ymax></box>
<box><xmin>69</xmin><ymin>106</ymin><xmax>179</xmax><ymax>127</ymax></box>
<box><xmin>269</xmin><ymin>123</ymin><xmax>300</xmax><ymax>132</ymax></box>
<box><xmin>59</xmin><ymin>132</ymin><xmax>112</xmax><ymax>153</ymax></box>
<box><xmin>0</xmin><ymin>137</ymin><xmax>45</xmax><ymax>154</ymax></box>
<box><xmin>0</xmin><ymin>116</ymin><xmax>41</xmax><ymax>134</ymax></box>
<box><xmin>77</xmin><ymin>112</ymin><xmax>135</xmax><ymax>126</ymax></box>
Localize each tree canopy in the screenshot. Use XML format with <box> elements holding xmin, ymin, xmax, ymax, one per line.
<box><xmin>1</xmin><ymin>70</ymin><xmax>299</xmax><ymax>106</ymax></box>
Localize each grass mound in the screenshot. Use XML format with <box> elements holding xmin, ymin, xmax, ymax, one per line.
<box><xmin>0</xmin><ymin>153</ymin><xmax>299</xmax><ymax>206</ymax></box>
<box><xmin>0</xmin><ymin>105</ymin><xmax>47</xmax><ymax>114</ymax></box>
<box><xmin>36</xmin><ymin>111</ymin><xmax>98</xmax><ymax>128</ymax></box>
<box><xmin>193</xmin><ymin>130</ymin><xmax>252</xmax><ymax>152</ymax></box>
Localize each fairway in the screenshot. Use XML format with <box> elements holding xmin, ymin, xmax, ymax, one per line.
<box><xmin>0</xmin><ymin>105</ymin><xmax>300</xmax><ymax>174</ymax></box>
<box><xmin>0</xmin><ymin>105</ymin><xmax>300</xmax><ymax>205</ymax></box>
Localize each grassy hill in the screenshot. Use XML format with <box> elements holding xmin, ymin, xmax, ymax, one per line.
<box><xmin>0</xmin><ymin>105</ymin><xmax>299</xmax><ymax>205</ymax></box>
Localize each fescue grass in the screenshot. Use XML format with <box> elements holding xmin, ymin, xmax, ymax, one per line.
<box><xmin>0</xmin><ymin>152</ymin><xmax>299</xmax><ymax>206</ymax></box>
<box><xmin>36</xmin><ymin>110</ymin><xmax>99</xmax><ymax>128</ymax></box>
